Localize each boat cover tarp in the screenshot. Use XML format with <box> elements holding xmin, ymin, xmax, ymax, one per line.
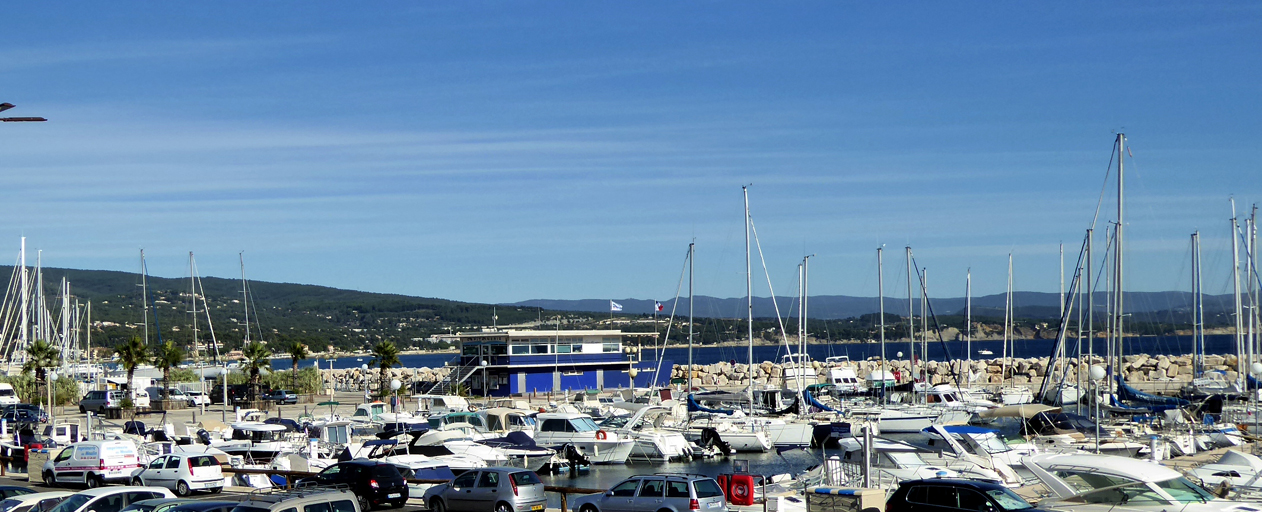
<box><xmin>481</xmin><ymin>431</ymin><xmax>545</xmax><ymax>451</ymax></box>
<box><xmin>922</xmin><ymin>425</ymin><xmax>998</xmax><ymax>435</ymax></box>
<box><xmin>688</xmin><ymin>394</ymin><xmax>734</xmax><ymax>415</ymax></box>
<box><xmin>802</xmin><ymin>390</ymin><xmax>835</xmax><ymax>413</ymax></box>
<box><xmin>1218</xmin><ymin>450</ymin><xmax>1262</xmax><ymax>472</ymax></box>
<box><xmin>976</xmin><ymin>404</ymin><xmax>1060</xmax><ymax>419</ymax></box>
<box><xmin>1115</xmin><ymin>375</ymin><xmax>1189</xmax><ymax>410</ymax></box>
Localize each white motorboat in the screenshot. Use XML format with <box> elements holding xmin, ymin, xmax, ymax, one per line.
<box><xmin>921</xmin><ymin>425</ymin><xmax>1040</xmax><ymax>469</ymax></box>
<box><xmin>533</xmin><ymin>412</ymin><xmax>635</xmax><ymax>464</ymax></box>
<box><xmin>917</xmin><ymin>425</ymin><xmax>1023</xmax><ymax>487</ymax></box>
<box><xmin>837</xmin><ymin>437</ymin><xmax>960</xmax><ymax>489</ymax></box>
<box><xmin>1025</xmin><ymin>452</ymin><xmax>1252</xmax><ymax>512</ymax></box>
<box><xmin>1187</xmin><ymin>450</ymin><xmax>1262</xmax><ymax>495</ymax></box>
<box><xmin>210</xmin><ymin>422</ymin><xmax>294</xmax><ymax>462</ymax></box>
<box><xmin>600</xmin><ymin>406</ymin><xmax>693</xmax><ymax>462</ymax></box>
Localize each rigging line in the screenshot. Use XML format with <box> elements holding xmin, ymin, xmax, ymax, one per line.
<box><xmin>1037</xmin><ymin>235</ymin><xmax>1090</xmax><ymax>402</ymax></box>
<box><xmin>747</xmin><ymin>215</ymin><xmax>793</xmax><ymax>353</ymax></box>
<box><xmin>1088</xmin><ymin>137</ymin><xmax>1120</xmax><ymax>232</ymax></box>
<box><xmin>192</xmin><ymin>258</ymin><xmax>222</xmax><ymax>363</ymax></box>
<box><xmin>909</xmin><ymin>256</ymin><xmax>962</xmax><ymax>390</ymax></box>
<box><xmin>650</xmin><ymin>245</ymin><xmax>691</xmax><ymax>390</ymax></box>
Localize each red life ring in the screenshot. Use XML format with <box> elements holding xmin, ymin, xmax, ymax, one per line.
<box><xmin>595</xmin><ymin>430</ymin><xmax>608</xmax><ymax>440</ymax></box>
<box><xmin>729</xmin><ymin>475</ymin><xmax>754</xmax><ymax>506</ymax></box>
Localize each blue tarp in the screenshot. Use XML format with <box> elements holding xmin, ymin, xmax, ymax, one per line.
<box><xmin>687</xmin><ymin>394</ymin><xmax>734</xmax><ymax>415</ymax></box>
<box><xmin>802</xmin><ymin>390</ymin><xmax>835</xmax><ymax>412</ymax></box>
<box><xmin>1115</xmin><ymin>375</ymin><xmax>1188</xmax><ymax>411</ymax></box>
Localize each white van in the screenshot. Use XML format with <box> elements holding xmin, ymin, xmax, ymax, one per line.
<box><xmin>42</xmin><ymin>440</ymin><xmax>141</xmax><ymax>486</ymax></box>
<box><xmin>132</xmin><ymin>389</ymin><xmax>151</xmax><ymax>409</ymax></box>
<box><xmin>829</xmin><ymin>368</ymin><xmax>862</xmax><ymax>394</ymax></box>
<box><xmin>0</xmin><ymin>383</ymin><xmax>19</xmax><ymax>406</ymax></box>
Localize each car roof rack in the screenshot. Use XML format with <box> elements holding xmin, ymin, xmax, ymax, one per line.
<box><xmin>652</xmin><ymin>473</ymin><xmax>711</xmax><ymax>479</ymax></box>
<box><xmin>245</xmin><ymin>483</ymin><xmax>352</xmax><ymax>501</ymax></box>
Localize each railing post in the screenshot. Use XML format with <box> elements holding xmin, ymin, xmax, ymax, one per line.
<box><xmin>560</xmin><ymin>492</ymin><xmax>567</xmax><ymax>512</ymax></box>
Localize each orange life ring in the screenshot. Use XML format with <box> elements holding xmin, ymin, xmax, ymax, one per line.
<box><xmin>729</xmin><ymin>474</ymin><xmax>754</xmax><ymax>506</ymax></box>
<box><xmin>595</xmin><ymin>430</ymin><xmax>607</xmax><ymax>440</ymax></box>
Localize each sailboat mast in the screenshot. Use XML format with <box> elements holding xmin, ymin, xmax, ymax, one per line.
<box><xmin>1232</xmin><ymin>200</ymin><xmax>1245</xmax><ymax>386</ymax></box>
<box><xmin>743</xmin><ymin>186</ymin><xmax>754</xmax><ymax>414</ymax></box>
<box><xmin>141</xmin><ymin>249</ymin><xmax>149</xmax><ymax>346</ymax></box>
<box><xmin>18</xmin><ymin>238</ymin><xmax>26</xmax><ymax>362</ymax></box>
<box><xmin>687</xmin><ymin>242</ymin><xmax>694</xmax><ymax>392</ymax></box>
<box><xmin>966</xmin><ymin>269</ymin><xmax>972</xmax><ymax>371</ymax></box>
<box><xmin>241</xmin><ymin>252</ymin><xmax>251</xmax><ymax>345</ymax></box>
<box><xmin>1193</xmin><ymin>231</ymin><xmax>1204</xmax><ymax>376</ymax></box>
<box><xmin>190</xmin><ymin>252</ymin><xmax>199</xmax><ymax>361</ymax></box>
<box><xmin>906</xmin><ymin>247</ymin><xmax>914</xmax><ymax>389</ymax></box>
<box><xmin>1003</xmin><ymin>254</ymin><xmax>1012</xmax><ymax>381</ymax></box>
<box><xmin>1086</xmin><ymin>228</ymin><xmax>1094</xmax><ymax>385</ymax></box>
<box><xmin>1114</xmin><ymin>133</ymin><xmax>1125</xmax><ymax>384</ymax></box>
<box><xmin>802</xmin><ymin>254</ymin><xmax>813</xmax><ymax>392</ymax></box>
<box><xmin>921</xmin><ymin>267</ymin><xmax>928</xmax><ymax>387</ymax></box>
<box><xmin>878</xmin><ymin>247</ymin><xmax>886</xmax><ymax>404</ymax></box>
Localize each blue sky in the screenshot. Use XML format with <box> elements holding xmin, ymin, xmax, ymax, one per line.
<box><xmin>1</xmin><ymin>3</ymin><xmax>1260</xmax><ymax>305</ymax></box>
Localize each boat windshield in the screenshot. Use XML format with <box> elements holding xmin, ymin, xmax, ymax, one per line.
<box><xmin>885</xmin><ymin>452</ymin><xmax>929</xmax><ymax>467</ymax></box>
<box><xmin>1053</xmin><ymin>470</ymin><xmax>1137</xmax><ymax>493</ymax></box>
<box><xmin>974</xmin><ymin>434</ymin><xmax>1012</xmax><ymax>454</ymax></box>
<box><xmin>1060</xmin><ymin>482</ymin><xmax>1169</xmax><ymax>507</ymax></box>
<box><xmin>985</xmin><ymin>489</ymin><xmax>1033</xmax><ymax>511</ymax></box>
<box><xmin>570</xmin><ymin>418</ymin><xmax>600</xmax><ymax>432</ymax></box>
<box><xmin>600</xmin><ymin>416</ymin><xmax>630</xmax><ymax>429</ymax></box>
<box><xmin>1153</xmin><ymin>477</ymin><xmax>1216</xmax><ymax>503</ymax></box>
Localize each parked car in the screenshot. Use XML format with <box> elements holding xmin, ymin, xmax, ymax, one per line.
<box><xmin>885</xmin><ymin>478</ymin><xmax>1047</xmax><ymax>512</ymax></box>
<box><xmin>43</xmin><ymin>440</ymin><xmax>142</xmax><ymax>487</ymax></box>
<box><xmin>0</xmin><ymin>488</ymin><xmax>37</xmax><ymax>501</ymax></box>
<box><xmin>119</xmin><ymin>499</ymin><xmax>191</xmax><ymax>512</ymax></box>
<box><xmin>423</xmin><ymin>467</ymin><xmax>545</xmax><ymax>512</ymax></box>
<box><xmin>78</xmin><ymin>391</ymin><xmax>125</xmax><ymax>414</ymax></box>
<box><xmin>3</xmin><ymin>404</ymin><xmax>48</xmax><ymax>423</ymax></box>
<box><xmin>0</xmin><ymin>491</ymin><xmax>71</xmax><ymax>512</ymax></box>
<box><xmin>161</xmin><ymin>502</ymin><xmax>236</xmax><ymax>512</ymax></box>
<box><xmin>295</xmin><ymin>460</ymin><xmax>408</xmax><ymax>510</ymax></box>
<box><xmin>0</xmin><ymin>384</ymin><xmax>20</xmax><ymax>406</ymax></box>
<box><xmin>208</xmin><ymin>384</ymin><xmax>251</xmax><ymax>405</ymax></box>
<box><xmin>262</xmin><ymin>389</ymin><xmax>298</xmax><ymax>405</ymax></box>
<box><xmin>229</xmin><ymin>487</ymin><xmax>358</xmax><ymax>512</ymax></box>
<box><xmin>145</xmin><ymin>388</ymin><xmax>195</xmax><ymax>404</ymax></box>
<box><xmin>128</xmin><ymin>453</ymin><xmax>223</xmax><ymax>496</ymax></box>
<box><xmin>43</xmin><ymin>487</ymin><xmax>174</xmax><ymax>512</ymax></box>
<box><xmin>569</xmin><ymin>474</ymin><xmax>725</xmax><ymax>512</ymax></box>
<box><xmin>183</xmin><ymin>391</ymin><xmax>210</xmax><ymax>407</ymax></box>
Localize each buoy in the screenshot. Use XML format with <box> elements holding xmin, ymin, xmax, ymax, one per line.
<box><xmin>595</xmin><ymin>430</ymin><xmax>607</xmax><ymax>440</ymax></box>
<box><xmin>729</xmin><ymin>474</ymin><xmax>754</xmax><ymax>506</ymax></box>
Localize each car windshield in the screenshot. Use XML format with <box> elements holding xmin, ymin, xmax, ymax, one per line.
<box><xmin>985</xmin><ymin>489</ymin><xmax>1033</xmax><ymax>511</ymax></box>
<box><xmin>0</xmin><ymin>499</ymin><xmax>22</xmax><ymax>512</ymax></box>
<box><xmin>47</xmin><ymin>495</ymin><xmax>88</xmax><ymax>512</ymax></box>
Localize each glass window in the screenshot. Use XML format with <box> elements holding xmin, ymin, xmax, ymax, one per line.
<box><xmin>331</xmin><ymin>501</ymin><xmax>356</xmax><ymax>512</ymax></box>
<box><xmin>984</xmin><ymin>489</ymin><xmax>1033</xmax><ymax>511</ymax></box>
<box><xmin>510</xmin><ymin>472</ymin><xmax>541</xmax><ymax>486</ymax></box>
<box><xmin>281</xmin><ymin>508</ymin><xmax>298</xmax><ymax>512</ymax></box>
<box><xmin>531</xmin><ymin>345</ymin><xmax>548</xmax><ymax>354</ymax></box>
<box><xmin>924</xmin><ymin>486</ymin><xmax>959</xmax><ymax>508</ymax></box>
<box><xmin>638</xmin><ymin>479</ymin><xmax>665</xmax><ymax>497</ymax></box>
<box><xmin>92</xmin><ymin>495</ymin><xmax>125</xmax><ymax>512</ymax></box>
<box><xmin>610</xmin><ymin>480</ymin><xmax>640</xmax><ymax>497</ymax></box>
<box><xmin>303</xmin><ymin>503</ymin><xmax>331</xmax><ymax>512</ymax></box>
<box><xmin>541</xmin><ymin>419</ymin><xmax>567</xmax><ymax>432</ymax></box>
<box><xmin>463</xmin><ymin>345</ymin><xmax>480</xmax><ymax>355</ymax></box>
<box><xmin>956</xmin><ymin>489</ymin><xmax>989</xmax><ymax>511</ymax></box>
<box><xmin>693</xmin><ymin>480</ymin><xmax>724</xmax><ymax>499</ymax></box>
<box><xmin>511</xmin><ymin>345</ymin><xmax>529</xmax><ymax>355</ymax></box>
<box><xmin>54</xmin><ymin>448</ymin><xmax>73</xmax><ymax>462</ymax></box>
<box><xmin>9</xmin><ymin>506</ymin><xmax>30</xmax><ymax>512</ymax></box>
<box><xmin>478</xmin><ymin>471</ymin><xmax>500</xmax><ymax>488</ymax></box>
<box><xmin>603</xmin><ymin>343</ymin><xmax>618</xmax><ymax>353</ymax></box>
<box><xmin>46</xmin><ymin>496</ymin><xmax>88</xmax><ymax>512</ymax></box>
<box><xmin>1154</xmin><ymin>477</ymin><xmax>1216</xmax><ymax>503</ymax></box>
<box><xmin>905</xmin><ymin>486</ymin><xmax>927</xmax><ymax>505</ymax></box>
<box><xmin>453</xmin><ymin>472</ymin><xmax>478</xmax><ymax>488</ymax></box>
<box><xmin>487</xmin><ymin>416</ymin><xmax>503</xmax><ymax>431</ymax></box>
<box><xmin>571</xmin><ymin>418</ymin><xmax>600</xmax><ymax>432</ymax></box>
<box><xmin>165</xmin><ymin>457</ymin><xmax>181</xmax><ymax>469</ymax></box>
<box><xmin>555</xmin><ymin>345</ymin><xmax>571</xmax><ymax>354</ymax></box>
<box><xmin>667</xmin><ymin>481</ymin><xmax>690</xmax><ymax>498</ymax></box>
<box><xmin>489</xmin><ymin>345</ymin><xmax>507</xmax><ymax>356</ymax></box>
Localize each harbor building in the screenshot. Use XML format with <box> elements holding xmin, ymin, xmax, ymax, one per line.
<box><xmin>448</xmin><ymin>329</ymin><xmax>670</xmax><ymax>397</ymax></box>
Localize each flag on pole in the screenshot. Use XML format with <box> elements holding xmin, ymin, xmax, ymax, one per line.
<box><xmin>655</xmin><ymin>301</ymin><xmax>664</xmax><ymax>312</ymax></box>
<box><xmin>610</xmin><ymin>300</ymin><xmax>623</xmax><ymax>312</ymax></box>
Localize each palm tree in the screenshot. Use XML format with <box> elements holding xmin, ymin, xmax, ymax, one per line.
<box><xmin>152</xmin><ymin>340</ymin><xmax>184</xmax><ymax>400</ymax></box>
<box><xmin>22</xmin><ymin>339</ymin><xmax>61</xmax><ymax>405</ymax></box>
<box><xmin>370</xmin><ymin>341</ymin><xmax>401</xmax><ymax>398</ymax></box>
<box><xmin>241</xmin><ymin>341</ymin><xmax>272</xmax><ymax>401</ymax></box>
<box><xmin>286</xmin><ymin>340</ymin><xmax>308</xmax><ymax>391</ymax></box>
<box><xmin>115</xmin><ymin>337</ymin><xmax>150</xmax><ymax>403</ymax></box>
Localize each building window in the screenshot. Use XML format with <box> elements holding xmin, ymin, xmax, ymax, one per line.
<box><xmin>531</xmin><ymin>345</ymin><xmax>549</xmax><ymax>354</ymax></box>
<box><xmin>462</xmin><ymin>345</ymin><xmax>479</xmax><ymax>355</ymax></box>
<box><xmin>555</xmin><ymin>345</ymin><xmax>571</xmax><ymax>354</ymax></box>
<box><xmin>489</xmin><ymin>344</ymin><xmax>507</xmax><ymax>355</ymax></box>
<box><xmin>511</xmin><ymin>345</ymin><xmax>529</xmax><ymax>355</ymax></box>
<box><xmin>572</xmin><ymin>344</ymin><xmax>584</xmax><ymax>353</ymax></box>
<box><xmin>603</xmin><ymin>343</ymin><xmax>619</xmax><ymax>353</ymax></box>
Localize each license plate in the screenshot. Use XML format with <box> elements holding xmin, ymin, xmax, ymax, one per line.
<box><xmin>387</xmin><ymin>494</ymin><xmax>401</xmax><ymax>499</ymax></box>
<box><xmin>708</xmin><ymin>503</ymin><xmax>721</xmax><ymax>509</ymax></box>
<box><xmin>531</xmin><ymin>506</ymin><xmax>543</xmax><ymax>511</ymax></box>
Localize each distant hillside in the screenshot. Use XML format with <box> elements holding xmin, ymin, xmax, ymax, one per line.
<box><xmin>511</xmin><ymin>291</ymin><xmax>1237</xmax><ymax>323</ymax></box>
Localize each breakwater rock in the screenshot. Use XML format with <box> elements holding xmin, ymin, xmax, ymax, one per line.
<box><xmin>325</xmin><ymin>366</ymin><xmax>452</xmax><ymax>389</ymax></box>
<box><xmin>670</xmin><ymin>353</ymin><xmax>1223</xmax><ymax>387</ymax></box>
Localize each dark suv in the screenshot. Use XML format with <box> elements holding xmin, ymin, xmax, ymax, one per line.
<box><xmin>296</xmin><ymin>460</ymin><xmax>409</xmax><ymax>510</ymax></box>
<box><xmin>886</xmin><ymin>478</ymin><xmax>1044</xmax><ymax>512</ymax></box>
<box><xmin>209</xmin><ymin>384</ymin><xmax>254</xmax><ymax>405</ymax></box>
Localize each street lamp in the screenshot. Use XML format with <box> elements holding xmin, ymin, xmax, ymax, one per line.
<box><xmin>1251</xmin><ymin>363</ymin><xmax>1262</xmax><ymax>436</ymax></box>
<box><xmin>361</xmin><ymin>363</ymin><xmax>369</xmax><ymax>402</ymax></box>
<box><xmin>390</xmin><ymin>379</ymin><xmax>402</xmax><ymax>413</ymax></box>
<box><xmin>480</xmin><ymin>359</ymin><xmax>489</xmax><ymax>401</ymax></box>
<box><xmin>0</xmin><ymin>103</ymin><xmax>46</xmax><ymax>122</ymax></box>
<box><xmin>1089</xmin><ymin>365</ymin><xmax>1106</xmax><ymax>453</ymax></box>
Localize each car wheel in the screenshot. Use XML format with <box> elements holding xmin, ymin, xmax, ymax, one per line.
<box><xmin>42</xmin><ymin>471</ymin><xmax>55</xmax><ymax>487</ymax></box>
<box><xmin>391</xmin><ymin>501</ymin><xmax>405</xmax><ymax>509</ymax></box>
<box><xmin>176</xmin><ymin>480</ymin><xmax>190</xmax><ymax>497</ymax></box>
<box><xmin>580</xmin><ymin>505</ymin><xmax>598</xmax><ymax>512</ymax></box>
<box><xmin>495</xmin><ymin>502</ymin><xmax>512</xmax><ymax>512</ymax></box>
<box><xmin>79</xmin><ymin>406</ymin><xmax>86</xmax><ymax>414</ymax></box>
<box><xmin>428</xmin><ymin>499</ymin><xmax>445</xmax><ymax>512</ymax></box>
<box><xmin>211</xmin><ymin>487</ymin><xmax>223</xmax><ymax>494</ymax></box>
<box><xmin>357</xmin><ymin>492</ymin><xmax>371</xmax><ymax>511</ymax></box>
<box><xmin>85</xmin><ymin>474</ymin><xmax>99</xmax><ymax>488</ymax></box>
<box><xmin>132</xmin><ymin>477</ymin><xmax>144</xmax><ymax>486</ymax></box>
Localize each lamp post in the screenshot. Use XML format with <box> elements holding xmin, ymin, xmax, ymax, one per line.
<box><xmin>47</xmin><ymin>370</ymin><xmax>57</xmax><ymax>426</ymax></box>
<box><xmin>1089</xmin><ymin>365</ymin><xmax>1106</xmax><ymax>453</ymax></box>
<box><xmin>0</xmin><ymin>103</ymin><xmax>47</xmax><ymax>122</ymax></box>
<box><xmin>361</xmin><ymin>363</ymin><xmax>369</xmax><ymax>403</ymax></box>
<box><xmin>390</xmin><ymin>379</ymin><xmax>401</xmax><ymax>413</ymax></box>
<box><xmin>480</xmin><ymin>359</ymin><xmax>489</xmax><ymax>402</ymax></box>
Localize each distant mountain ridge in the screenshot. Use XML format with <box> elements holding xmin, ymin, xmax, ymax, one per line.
<box><xmin>510</xmin><ymin>291</ymin><xmax>1236</xmax><ymax>320</ymax></box>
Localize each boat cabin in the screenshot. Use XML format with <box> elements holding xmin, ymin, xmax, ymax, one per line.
<box><xmin>536</xmin><ymin>413</ymin><xmax>601</xmax><ymax>434</ymax></box>
<box><xmin>352</xmin><ymin>402</ymin><xmax>387</xmax><ymax>423</ymax></box>
<box><xmin>229</xmin><ymin>423</ymin><xmax>287</xmax><ymax>443</ymax></box>
<box><xmin>428</xmin><ymin>412</ymin><xmax>488</xmax><ymax>431</ymax></box>
<box><xmin>481</xmin><ymin>408</ymin><xmax>536</xmax><ymax>433</ymax></box>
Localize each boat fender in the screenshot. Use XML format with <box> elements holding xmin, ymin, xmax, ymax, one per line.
<box><xmin>729</xmin><ymin>475</ymin><xmax>754</xmax><ymax>506</ymax></box>
<box><xmin>595</xmin><ymin>430</ymin><xmax>607</xmax><ymax>441</ymax></box>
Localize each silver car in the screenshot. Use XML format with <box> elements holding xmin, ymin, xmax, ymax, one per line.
<box><xmin>423</xmin><ymin>468</ymin><xmax>546</xmax><ymax>512</ymax></box>
<box><xmin>570</xmin><ymin>475</ymin><xmax>727</xmax><ymax>512</ymax></box>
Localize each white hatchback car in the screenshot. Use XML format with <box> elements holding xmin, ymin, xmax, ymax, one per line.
<box><xmin>129</xmin><ymin>453</ymin><xmax>223</xmax><ymax>496</ymax></box>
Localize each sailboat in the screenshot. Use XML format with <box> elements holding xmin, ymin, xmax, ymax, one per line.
<box><xmin>997</xmin><ymin>254</ymin><xmax>1032</xmax><ymax>405</ymax></box>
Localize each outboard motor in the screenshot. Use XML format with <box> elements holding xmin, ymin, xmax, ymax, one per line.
<box><xmin>559</xmin><ymin>443</ymin><xmax>590</xmax><ymax>476</ymax></box>
<box><xmin>699</xmin><ymin>427</ymin><xmax>732</xmax><ymax>456</ymax></box>
<box><xmin>197</xmin><ymin>429</ymin><xmax>213</xmax><ymax>445</ymax></box>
